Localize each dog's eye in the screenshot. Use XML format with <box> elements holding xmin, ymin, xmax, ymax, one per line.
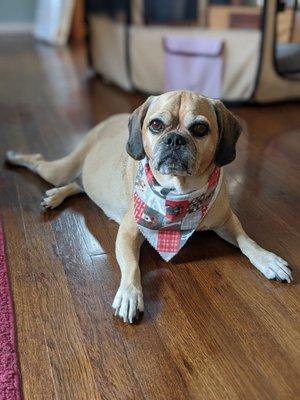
<box><xmin>189</xmin><ymin>122</ymin><xmax>209</xmax><ymax>138</ymax></box>
<box><xmin>149</xmin><ymin>119</ymin><xmax>165</xmax><ymax>133</ymax></box>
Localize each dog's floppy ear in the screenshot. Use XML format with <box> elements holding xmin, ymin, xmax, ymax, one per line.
<box><xmin>213</xmin><ymin>100</ymin><xmax>242</xmax><ymax>167</ymax></box>
<box><xmin>126</xmin><ymin>96</ymin><xmax>153</xmax><ymax>160</ymax></box>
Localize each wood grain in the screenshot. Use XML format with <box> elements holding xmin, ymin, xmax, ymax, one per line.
<box><xmin>0</xmin><ymin>36</ymin><xmax>299</xmax><ymax>400</ymax></box>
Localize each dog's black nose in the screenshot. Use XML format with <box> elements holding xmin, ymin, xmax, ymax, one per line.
<box><xmin>164</xmin><ymin>133</ymin><xmax>187</xmax><ymax>150</ymax></box>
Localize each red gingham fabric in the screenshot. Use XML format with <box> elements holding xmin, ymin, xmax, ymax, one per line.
<box><xmin>201</xmin><ymin>204</ymin><xmax>209</xmax><ymax>215</ymax></box>
<box><xmin>208</xmin><ymin>167</ymin><xmax>220</xmax><ymax>188</ymax></box>
<box><xmin>145</xmin><ymin>163</ymin><xmax>154</xmax><ymax>183</ymax></box>
<box><xmin>133</xmin><ymin>192</ymin><xmax>146</xmax><ymax>221</ymax></box>
<box><xmin>157</xmin><ymin>230</ymin><xmax>181</xmax><ymax>252</ymax></box>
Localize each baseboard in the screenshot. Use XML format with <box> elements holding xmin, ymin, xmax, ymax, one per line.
<box><xmin>0</xmin><ymin>23</ymin><xmax>34</xmax><ymax>35</ymax></box>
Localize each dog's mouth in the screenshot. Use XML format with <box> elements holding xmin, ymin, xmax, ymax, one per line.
<box><xmin>154</xmin><ymin>153</ymin><xmax>192</xmax><ymax>176</ymax></box>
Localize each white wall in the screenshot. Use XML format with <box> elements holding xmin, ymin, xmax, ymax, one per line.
<box><xmin>0</xmin><ymin>0</ymin><xmax>37</xmax><ymax>33</ymax></box>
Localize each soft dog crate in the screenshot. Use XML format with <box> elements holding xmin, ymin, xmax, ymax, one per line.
<box><xmin>85</xmin><ymin>0</ymin><xmax>300</xmax><ymax>103</ymax></box>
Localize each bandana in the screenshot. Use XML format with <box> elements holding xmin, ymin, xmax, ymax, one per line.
<box><xmin>133</xmin><ymin>158</ymin><xmax>222</xmax><ymax>261</ymax></box>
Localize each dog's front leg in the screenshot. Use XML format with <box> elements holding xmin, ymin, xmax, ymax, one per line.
<box><xmin>112</xmin><ymin>209</ymin><xmax>144</xmax><ymax>323</ymax></box>
<box><xmin>214</xmin><ymin>212</ymin><xmax>293</xmax><ymax>283</ymax></box>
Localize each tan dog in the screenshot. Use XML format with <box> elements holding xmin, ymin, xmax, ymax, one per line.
<box><xmin>6</xmin><ymin>91</ymin><xmax>293</xmax><ymax>323</ymax></box>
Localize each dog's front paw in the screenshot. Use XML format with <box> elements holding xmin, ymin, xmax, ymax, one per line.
<box><xmin>250</xmin><ymin>250</ymin><xmax>293</xmax><ymax>283</ymax></box>
<box><xmin>112</xmin><ymin>283</ymin><xmax>144</xmax><ymax>323</ymax></box>
<box><xmin>41</xmin><ymin>188</ymin><xmax>64</xmax><ymax>210</ymax></box>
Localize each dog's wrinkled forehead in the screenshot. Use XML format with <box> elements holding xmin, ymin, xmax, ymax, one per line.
<box><xmin>144</xmin><ymin>91</ymin><xmax>216</xmax><ymax>130</ymax></box>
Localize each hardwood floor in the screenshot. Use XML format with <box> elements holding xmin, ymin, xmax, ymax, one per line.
<box><xmin>0</xmin><ymin>37</ymin><xmax>299</xmax><ymax>400</ymax></box>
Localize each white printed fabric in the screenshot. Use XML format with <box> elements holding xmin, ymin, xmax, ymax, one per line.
<box><xmin>133</xmin><ymin>158</ymin><xmax>222</xmax><ymax>261</ymax></box>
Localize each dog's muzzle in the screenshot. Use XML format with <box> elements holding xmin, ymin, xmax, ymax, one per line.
<box><xmin>152</xmin><ymin>132</ymin><xmax>196</xmax><ymax>176</ymax></box>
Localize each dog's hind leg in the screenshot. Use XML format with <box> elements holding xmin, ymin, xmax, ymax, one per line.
<box><xmin>6</xmin><ymin>150</ymin><xmax>84</xmax><ymax>187</ymax></box>
<box><xmin>6</xmin><ymin>129</ymin><xmax>98</xmax><ymax>187</ymax></box>
<box><xmin>5</xmin><ymin>151</ymin><xmax>44</xmax><ymax>171</ymax></box>
<box><xmin>41</xmin><ymin>181</ymin><xmax>84</xmax><ymax>209</ymax></box>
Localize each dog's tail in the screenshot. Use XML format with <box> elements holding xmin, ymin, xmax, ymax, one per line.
<box><xmin>5</xmin><ymin>126</ymin><xmax>99</xmax><ymax>187</ymax></box>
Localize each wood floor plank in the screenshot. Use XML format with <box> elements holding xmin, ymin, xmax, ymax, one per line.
<box><xmin>142</xmin><ymin>249</ymin><xmax>280</xmax><ymax>400</ymax></box>
<box><xmin>50</xmin><ymin>212</ymin><xmax>146</xmax><ymax>400</ymax></box>
<box><xmin>14</xmin><ymin>178</ymin><xmax>101</xmax><ymax>400</ymax></box>
<box><xmin>0</xmin><ymin>92</ymin><xmax>58</xmax><ymax>400</ymax></box>
<box><xmin>0</xmin><ymin>180</ymin><xmax>57</xmax><ymax>400</ymax></box>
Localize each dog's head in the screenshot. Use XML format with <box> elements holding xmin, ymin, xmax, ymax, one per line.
<box><xmin>126</xmin><ymin>91</ymin><xmax>242</xmax><ymax>177</ymax></box>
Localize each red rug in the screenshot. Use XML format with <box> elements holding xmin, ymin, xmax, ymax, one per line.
<box><xmin>0</xmin><ymin>219</ymin><xmax>22</xmax><ymax>400</ymax></box>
